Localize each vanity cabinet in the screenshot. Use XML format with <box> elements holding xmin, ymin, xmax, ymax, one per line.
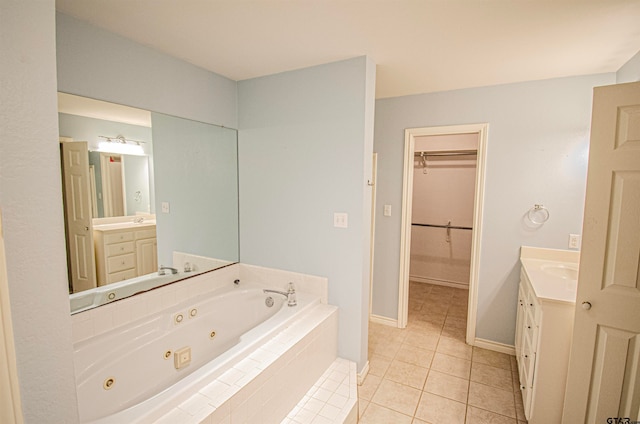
<box><xmin>515</xmin><ymin>265</ymin><xmax>575</xmax><ymax>424</ymax></box>
<box><xmin>94</xmin><ymin>225</ymin><xmax>157</xmax><ymax>286</ymax></box>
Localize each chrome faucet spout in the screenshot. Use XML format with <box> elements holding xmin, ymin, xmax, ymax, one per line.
<box><xmin>158</xmin><ymin>266</ymin><xmax>178</xmax><ymax>275</ymax></box>
<box><xmin>263</xmin><ymin>282</ymin><xmax>297</xmax><ymax>307</ymax></box>
<box><xmin>263</xmin><ymin>289</ymin><xmax>288</xmax><ymax>297</ymax></box>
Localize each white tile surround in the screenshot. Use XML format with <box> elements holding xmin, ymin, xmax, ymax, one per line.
<box><xmin>70</xmin><ymin>263</ymin><xmax>358</xmax><ymax>423</ymax></box>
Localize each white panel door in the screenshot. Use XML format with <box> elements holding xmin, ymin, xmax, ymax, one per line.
<box><xmin>563</xmin><ymin>82</ymin><xmax>640</xmax><ymax>423</ymax></box>
<box><xmin>61</xmin><ymin>141</ymin><xmax>97</xmax><ymax>292</ymax></box>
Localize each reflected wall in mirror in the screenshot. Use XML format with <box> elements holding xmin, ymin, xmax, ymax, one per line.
<box><xmin>89</xmin><ymin>151</ymin><xmax>152</xmax><ymax>218</ymax></box>
<box><xmin>59</xmin><ymin>93</ymin><xmax>240</xmax><ymax>313</ymax></box>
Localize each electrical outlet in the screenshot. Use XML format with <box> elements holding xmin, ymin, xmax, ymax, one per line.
<box><xmin>568</xmin><ymin>234</ymin><xmax>581</xmax><ymax>249</ymax></box>
<box><xmin>161</xmin><ymin>202</ymin><xmax>170</xmax><ymax>213</ymax></box>
<box><xmin>384</xmin><ymin>204</ymin><xmax>392</xmax><ymax>217</ymax></box>
<box><xmin>334</xmin><ymin>212</ymin><xmax>348</xmax><ymax>228</ymax></box>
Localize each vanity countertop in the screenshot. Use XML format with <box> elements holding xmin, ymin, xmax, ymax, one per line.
<box><xmin>520</xmin><ymin>246</ymin><xmax>580</xmax><ymax>304</ymax></box>
<box><xmin>93</xmin><ymin>220</ymin><xmax>156</xmax><ymax>232</ymax></box>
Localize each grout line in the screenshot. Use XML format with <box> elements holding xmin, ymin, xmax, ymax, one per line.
<box><xmin>367</xmin><ymin>282</ymin><xmax>480</xmax><ymax>423</ymax></box>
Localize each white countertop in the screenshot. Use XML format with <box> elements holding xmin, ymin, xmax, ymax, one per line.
<box><xmin>93</xmin><ymin>220</ymin><xmax>156</xmax><ymax>232</ymax></box>
<box><xmin>520</xmin><ymin>246</ymin><xmax>580</xmax><ymax>304</ymax></box>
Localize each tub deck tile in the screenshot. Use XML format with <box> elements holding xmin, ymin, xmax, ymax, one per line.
<box><xmin>284</xmin><ymin>358</ymin><xmax>357</xmax><ymax>424</ymax></box>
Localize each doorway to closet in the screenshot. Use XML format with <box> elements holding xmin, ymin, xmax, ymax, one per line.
<box><xmin>398</xmin><ymin>124</ymin><xmax>488</xmax><ymax>346</ymax></box>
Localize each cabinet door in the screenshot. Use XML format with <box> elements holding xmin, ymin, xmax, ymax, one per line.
<box><xmin>515</xmin><ymin>282</ymin><xmax>526</xmax><ymax>360</ymax></box>
<box><xmin>136</xmin><ymin>238</ymin><xmax>157</xmax><ymax>276</ymax></box>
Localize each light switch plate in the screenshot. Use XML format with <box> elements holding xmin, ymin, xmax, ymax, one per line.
<box><xmin>384</xmin><ymin>204</ymin><xmax>392</xmax><ymax>217</ymax></box>
<box><xmin>334</xmin><ymin>212</ymin><xmax>348</xmax><ymax>228</ymax></box>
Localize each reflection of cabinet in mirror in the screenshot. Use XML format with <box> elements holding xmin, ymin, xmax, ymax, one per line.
<box><xmin>93</xmin><ymin>224</ymin><xmax>157</xmax><ymax>286</ymax></box>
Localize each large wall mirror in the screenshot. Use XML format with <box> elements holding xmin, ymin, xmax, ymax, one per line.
<box><xmin>59</xmin><ymin>93</ymin><xmax>239</xmax><ymax>313</ymax></box>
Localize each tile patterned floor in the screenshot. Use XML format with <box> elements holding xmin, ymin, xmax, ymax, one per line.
<box><xmin>360</xmin><ymin>281</ymin><xmax>527</xmax><ymax>424</ymax></box>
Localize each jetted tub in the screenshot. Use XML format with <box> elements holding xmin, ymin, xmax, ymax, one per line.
<box><xmin>74</xmin><ymin>283</ymin><xmax>320</xmax><ymax>423</ymax></box>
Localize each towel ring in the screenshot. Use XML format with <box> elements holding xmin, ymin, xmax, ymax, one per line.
<box><xmin>528</xmin><ymin>204</ymin><xmax>550</xmax><ymax>225</ymax></box>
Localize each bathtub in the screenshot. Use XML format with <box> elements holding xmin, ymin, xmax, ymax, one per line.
<box><xmin>74</xmin><ymin>282</ymin><xmax>321</xmax><ymax>423</ymax></box>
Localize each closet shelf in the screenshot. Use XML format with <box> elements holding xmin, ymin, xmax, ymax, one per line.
<box><xmin>414</xmin><ymin>149</ymin><xmax>477</xmax><ymax>157</ymax></box>
<box><xmin>412</xmin><ymin>223</ymin><xmax>473</xmax><ymax>231</ymax></box>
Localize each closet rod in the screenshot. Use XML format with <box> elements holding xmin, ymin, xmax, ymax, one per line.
<box><xmin>412</xmin><ymin>223</ymin><xmax>473</xmax><ymax>230</ymax></box>
<box><xmin>414</xmin><ymin>150</ymin><xmax>477</xmax><ymax>157</ymax></box>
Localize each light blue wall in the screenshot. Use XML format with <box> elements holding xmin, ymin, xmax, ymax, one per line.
<box><xmin>237</xmin><ymin>57</ymin><xmax>376</xmax><ymax>370</ymax></box>
<box><xmin>1</xmin><ymin>1</ymin><xmax>79</xmax><ymax>422</ymax></box>
<box><xmin>373</xmin><ymin>73</ymin><xmax>615</xmax><ymax>345</ymax></box>
<box><xmin>617</xmin><ymin>50</ymin><xmax>640</xmax><ymax>83</ymax></box>
<box><xmin>56</xmin><ymin>13</ymin><xmax>238</xmax><ymax>128</ymax></box>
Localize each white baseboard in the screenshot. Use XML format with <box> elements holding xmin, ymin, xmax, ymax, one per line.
<box><xmin>357</xmin><ymin>360</ymin><xmax>369</xmax><ymax>385</ymax></box>
<box><xmin>409</xmin><ymin>275</ymin><xmax>469</xmax><ymax>290</ymax></box>
<box><xmin>472</xmin><ymin>337</ymin><xmax>516</xmax><ymax>356</ymax></box>
<box><xmin>369</xmin><ymin>314</ymin><xmax>398</xmax><ymax>328</ymax></box>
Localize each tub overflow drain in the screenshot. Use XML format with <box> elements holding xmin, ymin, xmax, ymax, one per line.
<box><xmin>265</xmin><ymin>296</ymin><xmax>274</xmax><ymax>307</ymax></box>
<box><xmin>103</xmin><ymin>377</ymin><xmax>115</xmax><ymax>390</ymax></box>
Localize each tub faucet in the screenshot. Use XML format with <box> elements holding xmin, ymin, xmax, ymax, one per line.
<box><xmin>263</xmin><ymin>282</ymin><xmax>297</xmax><ymax>307</ymax></box>
<box><xmin>158</xmin><ymin>265</ymin><xmax>178</xmax><ymax>275</ymax></box>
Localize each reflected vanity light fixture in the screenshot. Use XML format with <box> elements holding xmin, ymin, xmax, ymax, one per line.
<box><xmin>98</xmin><ymin>135</ymin><xmax>145</xmax><ymax>156</ymax></box>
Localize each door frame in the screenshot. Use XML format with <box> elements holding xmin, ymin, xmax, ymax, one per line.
<box><xmin>100</xmin><ymin>153</ymin><xmax>127</xmax><ymax>217</ymax></box>
<box><xmin>0</xmin><ymin>209</ymin><xmax>24</xmax><ymax>424</ymax></box>
<box><xmin>369</xmin><ymin>153</ymin><xmax>378</xmax><ymax>317</ymax></box>
<box><xmin>398</xmin><ymin>123</ymin><xmax>488</xmax><ymax>346</ymax></box>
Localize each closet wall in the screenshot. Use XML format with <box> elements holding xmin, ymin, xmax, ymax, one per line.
<box><xmin>410</xmin><ymin>133</ymin><xmax>478</xmax><ymax>288</ymax></box>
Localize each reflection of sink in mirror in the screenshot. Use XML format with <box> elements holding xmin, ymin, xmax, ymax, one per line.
<box><xmin>540</xmin><ymin>264</ymin><xmax>578</xmax><ymax>280</ymax></box>
<box><xmin>92</xmin><ymin>220</ymin><xmax>157</xmax><ymax>231</ymax></box>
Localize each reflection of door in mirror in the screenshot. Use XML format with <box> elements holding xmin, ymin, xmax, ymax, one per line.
<box><xmin>60</xmin><ymin>139</ymin><xmax>97</xmax><ymax>293</ymax></box>
<box><xmin>100</xmin><ymin>153</ymin><xmax>125</xmax><ymax>217</ymax></box>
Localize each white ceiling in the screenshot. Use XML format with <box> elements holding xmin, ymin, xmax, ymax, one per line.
<box><xmin>56</xmin><ymin>0</ymin><xmax>640</xmax><ymax>99</ymax></box>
